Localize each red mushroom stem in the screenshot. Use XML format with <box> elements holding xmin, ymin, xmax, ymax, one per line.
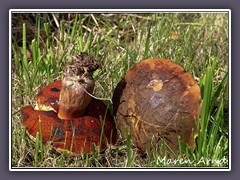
<box><xmin>57</xmin><ymin>53</ymin><xmax>99</xmax><ymax>119</ymax></box>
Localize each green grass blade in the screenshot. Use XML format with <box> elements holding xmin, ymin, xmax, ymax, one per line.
<box><xmin>70</xmin><ymin>14</ymin><xmax>79</xmax><ymax>42</ymax></box>
<box><xmin>39</xmin><ymin>120</ymin><xmax>44</xmax><ymax>161</ymax></box>
<box><xmin>208</xmin><ymin>98</ymin><xmax>224</xmax><ymax>157</ymax></box>
<box><xmin>210</xmin><ymin>72</ymin><xmax>228</xmax><ymax>113</ymax></box>
<box><xmin>44</xmin><ymin>23</ymin><xmax>50</xmax><ymax>52</ymax></box>
<box><xmin>83</xmin><ymin>31</ymin><xmax>93</xmax><ymax>52</ymax></box>
<box><xmin>37</xmin><ymin>18</ymin><xmax>41</xmax><ymax>49</ymax></box>
<box><xmin>34</xmin><ymin>132</ymin><xmax>40</xmax><ymax>167</ymax></box>
<box><xmin>198</xmin><ymin>67</ymin><xmax>213</xmax><ymax>158</ymax></box>
<box><xmin>143</xmin><ymin>23</ymin><xmax>151</xmax><ymax>59</ymax></box>
<box><xmin>22</xmin><ymin>23</ymin><xmax>31</xmax><ymax>87</ymax></box>
<box><xmin>124</xmin><ymin>127</ymin><xmax>132</xmax><ymax>167</ymax></box>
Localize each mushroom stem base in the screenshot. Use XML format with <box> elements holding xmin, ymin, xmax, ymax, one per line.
<box><xmin>58</xmin><ymin>104</ymin><xmax>85</xmax><ymax>119</ymax></box>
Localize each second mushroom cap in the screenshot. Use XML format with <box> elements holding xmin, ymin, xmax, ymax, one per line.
<box><xmin>113</xmin><ymin>58</ymin><xmax>202</xmax><ymax>154</ymax></box>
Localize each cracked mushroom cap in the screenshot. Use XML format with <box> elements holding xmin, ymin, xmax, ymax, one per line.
<box><xmin>113</xmin><ymin>58</ymin><xmax>202</xmax><ymax>154</ymax></box>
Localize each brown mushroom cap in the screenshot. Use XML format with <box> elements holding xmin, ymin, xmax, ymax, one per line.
<box><xmin>22</xmin><ymin>81</ymin><xmax>117</xmax><ymax>155</ymax></box>
<box><xmin>113</xmin><ymin>58</ymin><xmax>202</xmax><ymax>154</ymax></box>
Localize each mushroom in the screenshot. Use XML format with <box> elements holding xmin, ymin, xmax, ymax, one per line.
<box><xmin>112</xmin><ymin>58</ymin><xmax>202</xmax><ymax>154</ymax></box>
<box><xmin>21</xmin><ymin>53</ymin><xmax>117</xmax><ymax>155</ymax></box>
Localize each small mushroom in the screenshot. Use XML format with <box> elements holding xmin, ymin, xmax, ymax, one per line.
<box><xmin>21</xmin><ymin>53</ymin><xmax>117</xmax><ymax>155</ymax></box>
<box><xmin>113</xmin><ymin>58</ymin><xmax>202</xmax><ymax>154</ymax></box>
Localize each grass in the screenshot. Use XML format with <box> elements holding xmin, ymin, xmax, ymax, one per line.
<box><xmin>11</xmin><ymin>12</ymin><xmax>229</xmax><ymax>168</ymax></box>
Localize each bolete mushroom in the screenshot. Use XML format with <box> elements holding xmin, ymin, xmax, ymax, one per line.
<box><xmin>113</xmin><ymin>58</ymin><xmax>202</xmax><ymax>154</ymax></box>
<box><xmin>21</xmin><ymin>53</ymin><xmax>117</xmax><ymax>155</ymax></box>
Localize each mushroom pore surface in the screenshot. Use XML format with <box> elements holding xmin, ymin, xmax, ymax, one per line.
<box><xmin>22</xmin><ymin>80</ymin><xmax>117</xmax><ymax>155</ymax></box>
